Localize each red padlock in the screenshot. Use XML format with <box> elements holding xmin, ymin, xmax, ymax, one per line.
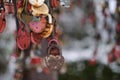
<box><xmin>31</xmin><ymin>32</ymin><xmax>42</xmax><ymax>44</ymax></box>
<box><xmin>16</xmin><ymin>21</ymin><xmax>30</xmax><ymax>50</ymax></box>
<box><xmin>0</xmin><ymin>9</ymin><xmax>6</xmax><ymax>33</ymax></box>
<box><xmin>29</xmin><ymin>15</ymin><xmax>47</xmax><ymax>33</ymax></box>
<box><xmin>50</xmin><ymin>0</ymin><xmax>60</xmax><ymax>8</ymax></box>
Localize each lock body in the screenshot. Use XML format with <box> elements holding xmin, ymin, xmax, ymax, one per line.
<box><xmin>45</xmin><ymin>39</ymin><xmax>64</xmax><ymax>71</ymax></box>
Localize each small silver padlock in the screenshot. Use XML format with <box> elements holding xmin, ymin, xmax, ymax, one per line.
<box><xmin>60</xmin><ymin>0</ymin><xmax>71</xmax><ymax>8</ymax></box>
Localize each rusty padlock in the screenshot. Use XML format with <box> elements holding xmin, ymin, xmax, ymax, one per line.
<box><xmin>16</xmin><ymin>20</ymin><xmax>30</xmax><ymax>50</ymax></box>
<box><xmin>0</xmin><ymin>8</ymin><xmax>6</xmax><ymax>33</ymax></box>
<box><xmin>31</xmin><ymin>3</ymin><xmax>49</xmax><ymax>16</ymax></box>
<box><xmin>41</xmin><ymin>14</ymin><xmax>54</xmax><ymax>38</ymax></box>
<box><xmin>50</xmin><ymin>0</ymin><xmax>60</xmax><ymax>8</ymax></box>
<box><xmin>4</xmin><ymin>0</ymin><xmax>15</xmax><ymax>14</ymax></box>
<box><xmin>29</xmin><ymin>15</ymin><xmax>47</xmax><ymax>33</ymax></box>
<box><xmin>31</xmin><ymin>32</ymin><xmax>43</xmax><ymax>44</ymax></box>
<box><xmin>29</xmin><ymin>0</ymin><xmax>45</xmax><ymax>7</ymax></box>
<box><xmin>45</xmin><ymin>39</ymin><xmax>64</xmax><ymax>71</ymax></box>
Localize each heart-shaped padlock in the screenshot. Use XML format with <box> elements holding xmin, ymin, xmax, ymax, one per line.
<box><xmin>29</xmin><ymin>0</ymin><xmax>45</xmax><ymax>7</ymax></box>
<box><xmin>45</xmin><ymin>52</ymin><xmax>64</xmax><ymax>71</ymax></box>
<box><xmin>17</xmin><ymin>20</ymin><xmax>30</xmax><ymax>50</ymax></box>
<box><xmin>4</xmin><ymin>0</ymin><xmax>15</xmax><ymax>14</ymax></box>
<box><xmin>45</xmin><ymin>39</ymin><xmax>64</xmax><ymax>71</ymax></box>
<box><xmin>31</xmin><ymin>32</ymin><xmax>42</xmax><ymax>44</ymax></box>
<box><xmin>40</xmin><ymin>14</ymin><xmax>54</xmax><ymax>38</ymax></box>
<box><xmin>31</xmin><ymin>3</ymin><xmax>49</xmax><ymax>16</ymax></box>
<box><xmin>50</xmin><ymin>0</ymin><xmax>60</xmax><ymax>8</ymax></box>
<box><xmin>0</xmin><ymin>8</ymin><xmax>6</xmax><ymax>33</ymax></box>
<box><xmin>29</xmin><ymin>15</ymin><xmax>47</xmax><ymax>33</ymax></box>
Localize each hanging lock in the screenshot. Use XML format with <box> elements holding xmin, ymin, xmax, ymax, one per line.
<box><xmin>16</xmin><ymin>20</ymin><xmax>30</xmax><ymax>50</ymax></box>
<box><xmin>29</xmin><ymin>15</ymin><xmax>47</xmax><ymax>33</ymax></box>
<box><xmin>30</xmin><ymin>14</ymin><xmax>53</xmax><ymax>44</ymax></box>
<box><xmin>4</xmin><ymin>0</ymin><xmax>14</xmax><ymax>14</ymax></box>
<box><xmin>45</xmin><ymin>39</ymin><xmax>64</xmax><ymax>71</ymax></box>
<box><xmin>29</xmin><ymin>0</ymin><xmax>45</xmax><ymax>7</ymax></box>
<box><xmin>60</xmin><ymin>0</ymin><xmax>71</xmax><ymax>8</ymax></box>
<box><xmin>0</xmin><ymin>7</ymin><xmax>6</xmax><ymax>33</ymax></box>
<box><xmin>41</xmin><ymin>14</ymin><xmax>54</xmax><ymax>38</ymax></box>
<box><xmin>31</xmin><ymin>3</ymin><xmax>49</xmax><ymax>16</ymax></box>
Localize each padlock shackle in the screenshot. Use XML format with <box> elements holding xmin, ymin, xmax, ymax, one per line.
<box><xmin>47</xmin><ymin>44</ymin><xmax>62</xmax><ymax>56</ymax></box>
<box><xmin>48</xmin><ymin>39</ymin><xmax>58</xmax><ymax>47</ymax></box>
<box><xmin>47</xmin><ymin>14</ymin><xmax>52</xmax><ymax>24</ymax></box>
